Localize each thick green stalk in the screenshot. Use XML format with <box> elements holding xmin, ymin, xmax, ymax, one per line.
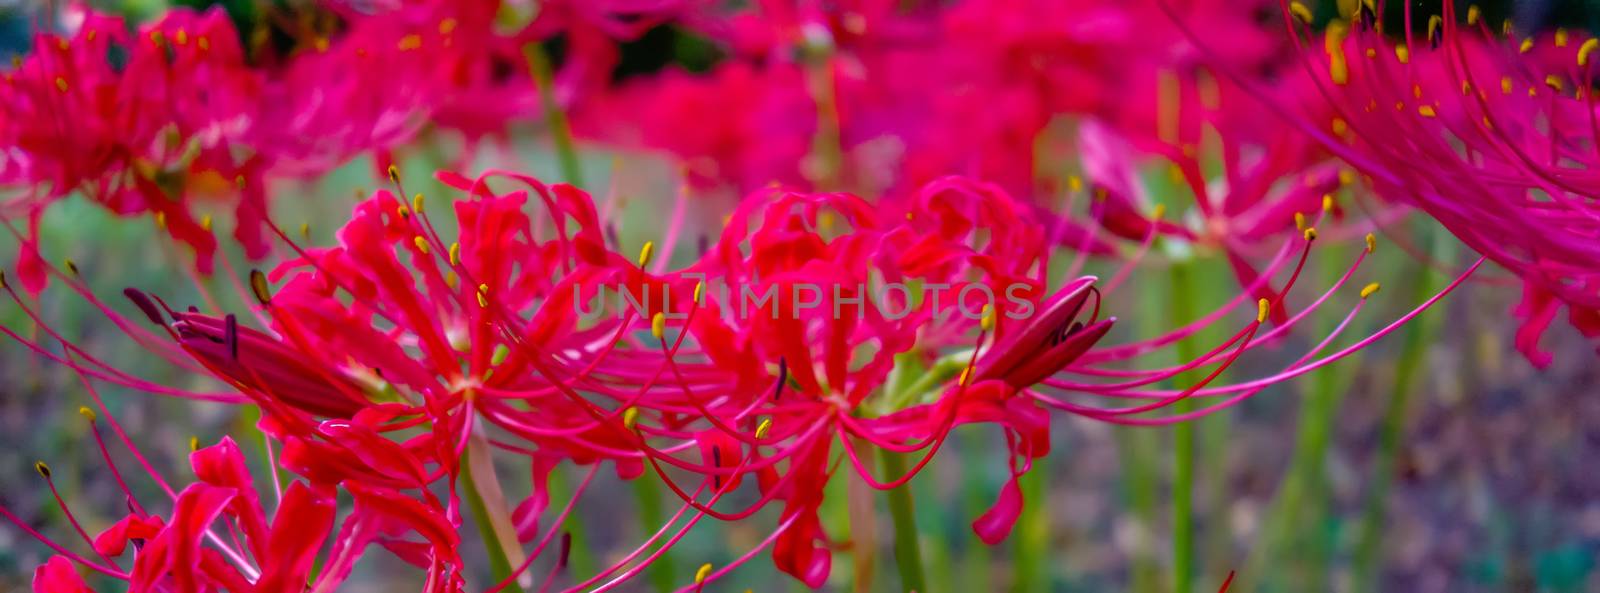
<box><xmin>959</xmin><ymin>430</ymin><xmax>995</xmax><ymax>593</ymax></box>
<box><xmin>1013</xmin><ymin>466</ymin><xmax>1048</xmax><ymax>592</ymax></box>
<box><xmin>1351</xmin><ymin>232</ymin><xmax>1451</xmax><ymax>592</ymax></box>
<box><xmin>461</xmin><ymin>434</ymin><xmax>527</xmax><ymax>593</ymax></box>
<box><xmin>545</xmin><ymin>469</ymin><xmax>596</xmax><ymax>579</ymax></box>
<box><xmin>1123</xmin><ymin>264</ymin><xmax>1165</xmax><ymax>593</ymax></box>
<box><xmin>1241</xmin><ymin>243</ymin><xmax>1357</xmax><ymax>590</ymax></box>
<box><xmin>524</xmin><ymin>44</ymin><xmax>584</xmax><ymax>187</ymax></box>
<box><xmin>632</xmin><ymin>475</ymin><xmax>674</xmax><ymax>592</ymax></box>
<box><xmin>1169</xmin><ymin>262</ymin><xmax>1201</xmax><ymax>593</ymax></box>
<box><xmin>880</xmin><ymin>450</ymin><xmax>927</xmax><ymax>593</ymax></box>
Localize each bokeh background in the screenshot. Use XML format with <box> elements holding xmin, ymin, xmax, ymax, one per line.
<box><xmin>3</xmin><ymin>1</ymin><xmax>1600</xmax><ymax>592</ymax></box>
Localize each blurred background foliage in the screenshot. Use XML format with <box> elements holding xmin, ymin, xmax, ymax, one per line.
<box><xmin>1</xmin><ymin>1</ymin><xmax>1600</xmax><ymax>592</ymax></box>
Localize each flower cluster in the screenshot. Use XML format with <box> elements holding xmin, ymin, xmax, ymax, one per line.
<box><xmin>0</xmin><ymin>0</ymin><xmax>1576</xmax><ymax>591</ymax></box>
<box><xmin>1252</xmin><ymin>1</ymin><xmax>1600</xmax><ymax>365</ymax></box>
<box><xmin>4</xmin><ymin>161</ymin><xmax>1476</xmax><ymax>589</ymax></box>
<box><xmin>1</xmin><ymin>0</ymin><xmax>688</xmax><ymax>294</ymax></box>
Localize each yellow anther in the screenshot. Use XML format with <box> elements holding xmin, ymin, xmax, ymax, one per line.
<box><xmin>445</xmin><ymin>271</ymin><xmax>459</xmax><ymax>289</ymax></box>
<box><xmin>189</xmin><ymin>436</ymin><xmax>200</xmax><ymax>452</ymax></box>
<box><xmin>1520</xmin><ymin>38</ymin><xmax>1534</xmax><ymax>53</ymax></box>
<box><xmin>1581</xmin><ymin>39</ymin><xmax>1600</xmax><ymax>66</ymax></box>
<box><xmin>1502</xmin><ymin>76</ymin><xmax>1514</xmax><ymax>94</ymax></box>
<box><xmin>755</xmin><ymin>418</ymin><xmax>773</xmax><ymax>439</ymax></box>
<box><xmin>314</xmin><ymin>37</ymin><xmax>330</xmax><ymax>52</ymax></box>
<box><xmin>695</xmin><ymin>563</ymin><xmax>713</xmax><ymax>584</ymax></box>
<box><xmin>1257</xmin><ymin>298</ymin><xmax>1270</xmax><ymax>323</ymax></box>
<box><xmin>1556</xmin><ymin>28</ymin><xmax>1570</xmax><ymax>48</ymax></box>
<box><xmin>1322</xmin><ymin>194</ymin><xmax>1335</xmax><ymax>212</ymax></box>
<box><xmin>1418</xmin><ymin>105</ymin><xmax>1437</xmax><ymax>118</ymax></box>
<box><xmin>200</xmin><ymin>214</ymin><xmax>213</xmax><ymax>232</ymax></box>
<box><xmin>175</xmin><ymin>30</ymin><xmax>188</xmax><ymax>46</ymax></box>
<box><xmin>1427</xmin><ymin>16</ymin><xmax>1442</xmax><ymax>43</ymax></box>
<box><xmin>439</xmin><ymin>18</ymin><xmax>458</xmax><ymax>34</ymax></box>
<box><xmin>412</xmin><ymin>193</ymin><xmax>424</xmax><ymax>213</ymax></box>
<box><xmin>1339</xmin><ymin>169</ymin><xmax>1356</xmax><ymax>186</ymax></box>
<box><xmin>980</xmin><ymin>304</ymin><xmax>995</xmax><ymax>332</ymax></box>
<box><xmin>1365</xmin><ymin>232</ymin><xmax>1376</xmax><ymax>253</ymax></box>
<box><xmin>1545</xmin><ymin>74</ymin><xmax>1565</xmax><ymax>92</ymax></box>
<box><xmin>1331</xmin><ymin>117</ymin><xmax>1348</xmax><ymax>135</ymax></box>
<box><xmin>34</xmin><ymin>461</ymin><xmax>50</xmax><ymax>478</ymax></box>
<box><xmin>250</xmin><ymin>269</ymin><xmax>271</xmax><ymax>305</ymax></box>
<box><xmin>413</xmin><ymin>237</ymin><xmax>429</xmax><ymax>254</ymax></box>
<box><xmin>1294</xmin><ymin>212</ymin><xmax>1308</xmax><ymax>231</ymax></box>
<box><xmin>958</xmin><ymin>366</ymin><xmax>973</xmax><ymax>387</ymax></box>
<box><xmin>1067</xmin><ymin>175</ymin><xmax>1083</xmax><ymax>193</ymax></box>
<box><xmin>1303</xmin><ymin>227</ymin><xmax>1318</xmax><ymax>241</ymax></box>
<box><xmin>637</xmin><ymin>241</ymin><xmax>655</xmax><ymax>268</ymax></box>
<box><xmin>299</xmin><ymin>222</ymin><xmax>310</xmax><ymax>240</ymax></box>
<box><xmin>78</xmin><ymin>406</ymin><xmax>96</xmax><ymax>422</ymax></box>
<box><xmin>54</xmin><ymin>77</ymin><xmax>67</xmax><ymax>93</ymax></box>
<box><xmin>1394</xmin><ymin>44</ymin><xmax>1409</xmax><ymax>64</ymax></box>
<box><xmin>1289</xmin><ymin>2</ymin><xmax>1313</xmax><ymax>24</ymax></box>
<box><xmin>1150</xmin><ymin>203</ymin><xmax>1166</xmax><ymax>220</ymax></box>
<box><xmin>1360</xmin><ymin>282</ymin><xmax>1381</xmax><ymax>299</ymax></box>
<box><xmin>477</xmin><ymin>284</ymin><xmax>490</xmax><ymax>308</ymax></box>
<box><xmin>397</xmin><ymin>34</ymin><xmax>422</xmax><ymax>51</ymax></box>
<box><xmin>397</xmin><ymin>205</ymin><xmax>410</xmax><ymax>219</ymax></box>
<box><xmin>1326</xmin><ymin>21</ymin><xmax>1350</xmax><ymax>85</ymax></box>
<box><xmin>154</xmin><ymin>212</ymin><xmax>166</xmax><ymax>229</ymax></box>
<box><xmin>449</xmin><ymin>242</ymin><xmax>461</xmax><ymax>266</ymax></box>
<box><xmin>1467</xmin><ymin>5</ymin><xmax>1481</xmax><ymax>26</ymax></box>
<box><xmin>693</xmin><ymin>281</ymin><xmax>704</xmax><ymax>304</ymax></box>
<box><xmin>64</xmin><ymin>259</ymin><xmax>78</xmax><ymax>276</ymax></box>
<box><xmin>651</xmin><ymin>312</ymin><xmax>666</xmax><ymax>340</ymax></box>
<box><xmin>387</xmin><ymin>164</ymin><xmax>400</xmax><ymax>183</ymax></box>
<box><xmin>622</xmin><ymin>407</ymin><xmax>639</xmax><ymax>431</ymax></box>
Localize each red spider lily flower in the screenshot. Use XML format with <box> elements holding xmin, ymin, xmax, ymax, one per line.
<box><xmin>1</xmin><ymin>7</ymin><xmax>264</xmax><ymax>292</ymax></box>
<box><xmin>1201</xmin><ymin>1</ymin><xmax>1600</xmax><ymax>365</ymax></box>
<box><xmin>579</xmin><ymin>61</ymin><xmax>817</xmax><ymax>195</ymax></box>
<box><xmin>8</xmin><ymin>407</ymin><xmax>461</xmax><ymax>593</ymax></box>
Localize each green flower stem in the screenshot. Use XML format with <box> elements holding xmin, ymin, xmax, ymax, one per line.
<box><xmin>1013</xmin><ymin>466</ymin><xmax>1048</xmax><ymax>592</ymax></box>
<box><xmin>1241</xmin><ymin>241</ymin><xmax>1358</xmax><ymax>590</ymax></box>
<box><xmin>1169</xmin><ymin>261</ymin><xmax>1201</xmax><ymax>593</ymax></box>
<box><xmin>880</xmin><ymin>449</ymin><xmax>927</xmax><ymax>593</ymax></box>
<box><xmin>545</xmin><ymin>469</ymin><xmax>596</xmax><ymax>579</ymax></box>
<box><xmin>632</xmin><ymin>475</ymin><xmax>675</xmax><ymax>592</ymax></box>
<box><xmin>461</xmin><ymin>433</ymin><xmax>527</xmax><ymax>593</ymax></box>
<box><xmin>523</xmin><ymin>43</ymin><xmax>583</xmax><ymax>187</ymax></box>
<box><xmin>1352</xmin><ymin>229</ymin><xmax>1451</xmax><ymax>592</ymax></box>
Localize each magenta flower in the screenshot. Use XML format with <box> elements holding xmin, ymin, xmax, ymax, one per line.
<box><xmin>8</xmin><ymin>411</ymin><xmax>460</xmax><ymax>593</ymax></box>
<box><xmin>1231</xmin><ymin>2</ymin><xmax>1600</xmax><ymax>365</ymax></box>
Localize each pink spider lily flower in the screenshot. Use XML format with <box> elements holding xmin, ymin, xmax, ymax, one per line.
<box><xmin>7</xmin><ymin>406</ymin><xmax>461</xmax><ymax>593</ymax></box>
<box><xmin>1199</xmin><ymin>1</ymin><xmax>1600</xmax><ymax>365</ymax></box>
